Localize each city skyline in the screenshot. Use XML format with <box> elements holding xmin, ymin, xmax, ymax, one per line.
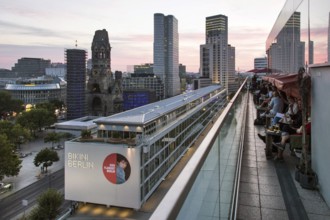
<box><xmin>0</xmin><ymin>0</ymin><xmax>287</xmax><ymax>72</ymax></box>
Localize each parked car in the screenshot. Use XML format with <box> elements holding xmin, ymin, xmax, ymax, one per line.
<box><xmin>0</xmin><ymin>182</ymin><xmax>12</xmax><ymax>189</ymax></box>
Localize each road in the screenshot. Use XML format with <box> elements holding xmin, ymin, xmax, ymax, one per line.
<box><xmin>0</xmin><ymin>169</ymin><xmax>65</xmax><ymax>220</ymax></box>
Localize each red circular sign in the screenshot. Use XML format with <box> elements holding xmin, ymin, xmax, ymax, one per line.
<box><xmin>103</xmin><ymin>153</ymin><xmax>130</xmax><ymax>184</ymax></box>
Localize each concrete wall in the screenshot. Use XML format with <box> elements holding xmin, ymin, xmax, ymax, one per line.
<box><xmin>311</xmin><ymin>63</ymin><xmax>330</xmax><ymax>206</ymax></box>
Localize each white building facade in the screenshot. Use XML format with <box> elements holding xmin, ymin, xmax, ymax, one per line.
<box><xmin>65</xmin><ymin>85</ymin><xmax>227</xmax><ymax>209</ymax></box>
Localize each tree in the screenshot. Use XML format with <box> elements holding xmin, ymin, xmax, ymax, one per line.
<box><xmin>44</xmin><ymin>132</ymin><xmax>61</xmax><ymax>148</ymax></box>
<box><xmin>28</xmin><ymin>188</ymin><xmax>63</xmax><ymax>220</ymax></box>
<box><xmin>0</xmin><ymin>134</ymin><xmax>22</xmax><ymax>181</ymax></box>
<box><xmin>49</xmin><ymin>99</ymin><xmax>64</xmax><ymax>110</ymax></box>
<box><xmin>11</xmin><ymin>124</ymin><xmax>31</xmax><ymax>149</ymax></box>
<box><xmin>0</xmin><ymin>121</ymin><xmax>31</xmax><ymax>149</ymax></box>
<box><xmin>0</xmin><ymin>91</ymin><xmax>24</xmax><ymax>118</ymax></box>
<box><xmin>17</xmin><ymin>109</ymin><xmax>56</xmax><ymax>136</ymax></box>
<box><xmin>34</xmin><ymin>148</ymin><xmax>59</xmax><ymax>173</ymax></box>
<box><xmin>36</xmin><ymin>102</ymin><xmax>56</xmax><ymax>114</ymax></box>
<box><xmin>81</xmin><ymin>130</ymin><xmax>92</xmax><ymax>139</ymax></box>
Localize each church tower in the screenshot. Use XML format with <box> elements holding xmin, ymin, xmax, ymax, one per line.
<box><xmin>87</xmin><ymin>29</ymin><xmax>123</xmax><ymax>116</ymax></box>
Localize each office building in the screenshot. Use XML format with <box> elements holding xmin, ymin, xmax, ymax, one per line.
<box><xmin>254</xmin><ymin>57</ymin><xmax>268</xmax><ymax>69</ymax></box>
<box><xmin>45</xmin><ymin>63</ymin><xmax>66</xmax><ymax>78</ymax></box>
<box><xmin>123</xmin><ymin>74</ymin><xmax>164</xmax><ymax>101</ymax></box>
<box><xmin>66</xmin><ymin>49</ymin><xmax>87</xmax><ymax>120</ymax></box>
<box><xmin>328</xmin><ymin>12</ymin><xmax>330</xmax><ymax>62</ymax></box>
<box><xmin>200</xmin><ymin>14</ymin><xmax>231</xmax><ymax>90</ymax></box>
<box><xmin>12</xmin><ymin>57</ymin><xmax>50</xmax><ymax>78</ymax></box>
<box><xmin>123</xmin><ymin>89</ymin><xmax>157</xmax><ymax>111</ymax></box>
<box><xmin>4</xmin><ymin>76</ymin><xmax>66</xmax><ymax>106</ymax></box>
<box><xmin>87</xmin><ymin>29</ymin><xmax>123</xmax><ymax>116</ymax></box>
<box><xmin>134</xmin><ymin>63</ymin><xmax>153</xmax><ymax>74</ymax></box>
<box><xmin>267</xmin><ymin>12</ymin><xmax>305</xmax><ymax>73</ymax></box>
<box><xmin>227</xmin><ymin>45</ymin><xmax>238</xmax><ymax>94</ymax></box>
<box><xmin>65</xmin><ymin>85</ymin><xmax>226</xmax><ymax>209</ymax></box>
<box><xmin>153</xmin><ymin>13</ymin><xmax>180</xmax><ymax>98</ymax></box>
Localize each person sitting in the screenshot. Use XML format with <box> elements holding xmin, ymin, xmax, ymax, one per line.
<box><xmin>271</xmin><ymin>96</ymin><xmax>299</xmax><ymax>127</ymax></box>
<box><xmin>260</xmin><ymin>90</ymin><xmax>284</xmax><ymax>118</ymax></box>
<box><xmin>258</xmin><ymin>86</ymin><xmax>273</xmax><ymax>107</ymax></box>
<box><xmin>272</xmin><ymin>113</ymin><xmax>308</xmax><ymax>161</ymax></box>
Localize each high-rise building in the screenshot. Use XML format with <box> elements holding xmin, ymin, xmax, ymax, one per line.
<box><xmin>87</xmin><ymin>29</ymin><xmax>123</xmax><ymax>116</ymax></box>
<box><xmin>12</xmin><ymin>57</ymin><xmax>50</xmax><ymax>78</ymax></box>
<box><xmin>267</xmin><ymin>12</ymin><xmax>305</xmax><ymax>73</ymax></box>
<box><xmin>122</xmin><ymin>74</ymin><xmax>164</xmax><ymax>101</ymax></box>
<box><xmin>254</xmin><ymin>57</ymin><xmax>268</xmax><ymax>69</ymax></box>
<box><xmin>227</xmin><ymin>45</ymin><xmax>238</xmax><ymax>93</ymax></box>
<box><xmin>200</xmin><ymin>14</ymin><xmax>229</xmax><ymax>88</ymax></box>
<box><xmin>66</xmin><ymin>49</ymin><xmax>87</xmax><ymax>120</ymax></box>
<box><xmin>328</xmin><ymin>12</ymin><xmax>330</xmax><ymax>63</ymax></box>
<box><xmin>153</xmin><ymin>13</ymin><xmax>180</xmax><ymax>98</ymax></box>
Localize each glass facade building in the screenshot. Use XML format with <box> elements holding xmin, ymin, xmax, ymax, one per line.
<box><xmin>266</xmin><ymin>0</ymin><xmax>329</xmax><ymax>72</ymax></box>
<box><xmin>66</xmin><ymin>49</ymin><xmax>87</xmax><ymax>120</ymax></box>
<box><xmin>153</xmin><ymin>13</ymin><xmax>180</xmax><ymax>98</ymax></box>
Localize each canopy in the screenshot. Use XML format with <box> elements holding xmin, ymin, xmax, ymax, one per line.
<box><xmin>247</xmin><ymin>67</ymin><xmax>272</xmax><ymax>74</ymax></box>
<box><xmin>262</xmin><ymin>73</ymin><xmax>300</xmax><ymax>98</ymax></box>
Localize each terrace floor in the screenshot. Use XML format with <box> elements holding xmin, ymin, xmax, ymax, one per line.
<box><xmin>237</xmin><ymin>93</ymin><xmax>330</xmax><ymax>220</ymax></box>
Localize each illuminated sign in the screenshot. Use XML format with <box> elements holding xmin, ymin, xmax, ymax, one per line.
<box><xmin>67</xmin><ymin>152</ymin><xmax>94</xmax><ymax>169</ymax></box>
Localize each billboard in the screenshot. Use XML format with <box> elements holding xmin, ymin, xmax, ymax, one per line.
<box><xmin>65</xmin><ymin>141</ymin><xmax>141</xmax><ymax>209</ymax></box>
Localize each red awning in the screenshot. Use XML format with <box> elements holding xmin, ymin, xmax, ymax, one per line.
<box><xmin>247</xmin><ymin>68</ymin><xmax>272</xmax><ymax>73</ymax></box>
<box><xmin>262</xmin><ymin>73</ymin><xmax>300</xmax><ymax>98</ymax></box>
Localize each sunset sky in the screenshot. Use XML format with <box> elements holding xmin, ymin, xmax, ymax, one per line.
<box><xmin>0</xmin><ymin>0</ymin><xmax>288</xmax><ymax>72</ymax></box>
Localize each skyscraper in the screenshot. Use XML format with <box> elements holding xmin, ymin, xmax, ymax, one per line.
<box><xmin>66</xmin><ymin>49</ymin><xmax>87</xmax><ymax>120</ymax></box>
<box><xmin>267</xmin><ymin>12</ymin><xmax>305</xmax><ymax>73</ymax></box>
<box><xmin>328</xmin><ymin>12</ymin><xmax>330</xmax><ymax>63</ymax></box>
<box><xmin>153</xmin><ymin>13</ymin><xmax>180</xmax><ymax>98</ymax></box>
<box><xmin>87</xmin><ymin>29</ymin><xmax>123</xmax><ymax>116</ymax></box>
<box><xmin>200</xmin><ymin>14</ymin><xmax>229</xmax><ymax>87</ymax></box>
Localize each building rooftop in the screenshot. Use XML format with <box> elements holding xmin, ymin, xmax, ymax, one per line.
<box><xmin>95</xmin><ymin>85</ymin><xmax>222</xmax><ymax>125</ymax></box>
<box><xmin>5</xmin><ymin>83</ymin><xmax>60</xmax><ymax>91</ymax></box>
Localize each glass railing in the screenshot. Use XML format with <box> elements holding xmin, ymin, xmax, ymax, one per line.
<box><xmin>150</xmin><ymin>78</ymin><xmax>248</xmax><ymax>220</ymax></box>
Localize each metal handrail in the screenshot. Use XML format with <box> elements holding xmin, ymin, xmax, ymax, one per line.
<box><xmin>150</xmin><ymin>78</ymin><xmax>248</xmax><ymax>220</ymax></box>
<box><xmin>229</xmin><ymin>86</ymin><xmax>249</xmax><ymax>219</ymax></box>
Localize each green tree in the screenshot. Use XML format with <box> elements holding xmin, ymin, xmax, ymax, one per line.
<box><xmin>28</xmin><ymin>188</ymin><xmax>63</xmax><ymax>220</ymax></box>
<box><xmin>34</xmin><ymin>148</ymin><xmax>59</xmax><ymax>173</ymax></box>
<box><xmin>17</xmin><ymin>109</ymin><xmax>56</xmax><ymax>136</ymax></box>
<box><xmin>59</xmin><ymin>132</ymin><xmax>74</xmax><ymax>140</ymax></box>
<box><xmin>11</xmin><ymin>124</ymin><xmax>31</xmax><ymax>149</ymax></box>
<box><xmin>0</xmin><ymin>134</ymin><xmax>22</xmax><ymax>181</ymax></box>
<box><xmin>35</xmin><ymin>102</ymin><xmax>56</xmax><ymax>113</ymax></box>
<box><xmin>0</xmin><ymin>91</ymin><xmax>24</xmax><ymax>118</ymax></box>
<box><xmin>49</xmin><ymin>99</ymin><xmax>64</xmax><ymax>110</ymax></box>
<box><xmin>81</xmin><ymin>130</ymin><xmax>91</xmax><ymax>139</ymax></box>
<box><xmin>44</xmin><ymin>132</ymin><xmax>61</xmax><ymax>148</ymax></box>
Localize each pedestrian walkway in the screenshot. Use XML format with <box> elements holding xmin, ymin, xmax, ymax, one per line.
<box><xmin>237</xmin><ymin>93</ymin><xmax>330</xmax><ymax>220</ymax></box>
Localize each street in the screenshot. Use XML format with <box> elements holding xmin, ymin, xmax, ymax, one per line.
<box><xmin>0</xmin><ymin>169</ymin><xmax>65</xmax><ymax>220</ymax></box>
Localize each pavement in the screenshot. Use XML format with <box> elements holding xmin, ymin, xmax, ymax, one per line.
<box><xmin>0</xmin><ymin>130</ymin><xmax>65</xmax><ymax>203</ymax></box>
<box><xmin>237</xmin><ymin>93</ymin><xmax>330</xmax><ymax>220</ymax></box>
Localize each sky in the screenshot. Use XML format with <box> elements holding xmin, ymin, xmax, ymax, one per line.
<box><xmin>0</xmin><ymin>0</ymin><xmax>287</xmax><ymax>73</ymax></box>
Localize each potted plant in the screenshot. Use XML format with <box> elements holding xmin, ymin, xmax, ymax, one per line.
<box><xmin>295</xmin><ymin>68</ymin><xmax>318</xmax><ymax>190</ymax></box>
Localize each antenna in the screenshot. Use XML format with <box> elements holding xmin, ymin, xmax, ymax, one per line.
<box><xmin>75</xmin><ymin>40</ymin><xmax>78</xmax><ymax>48</ymax></box>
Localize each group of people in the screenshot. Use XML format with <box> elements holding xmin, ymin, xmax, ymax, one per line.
<box><xmin>253</xmin><ymin>78</ymin><xmax>311</xmax><ymax>161</ymax></box>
